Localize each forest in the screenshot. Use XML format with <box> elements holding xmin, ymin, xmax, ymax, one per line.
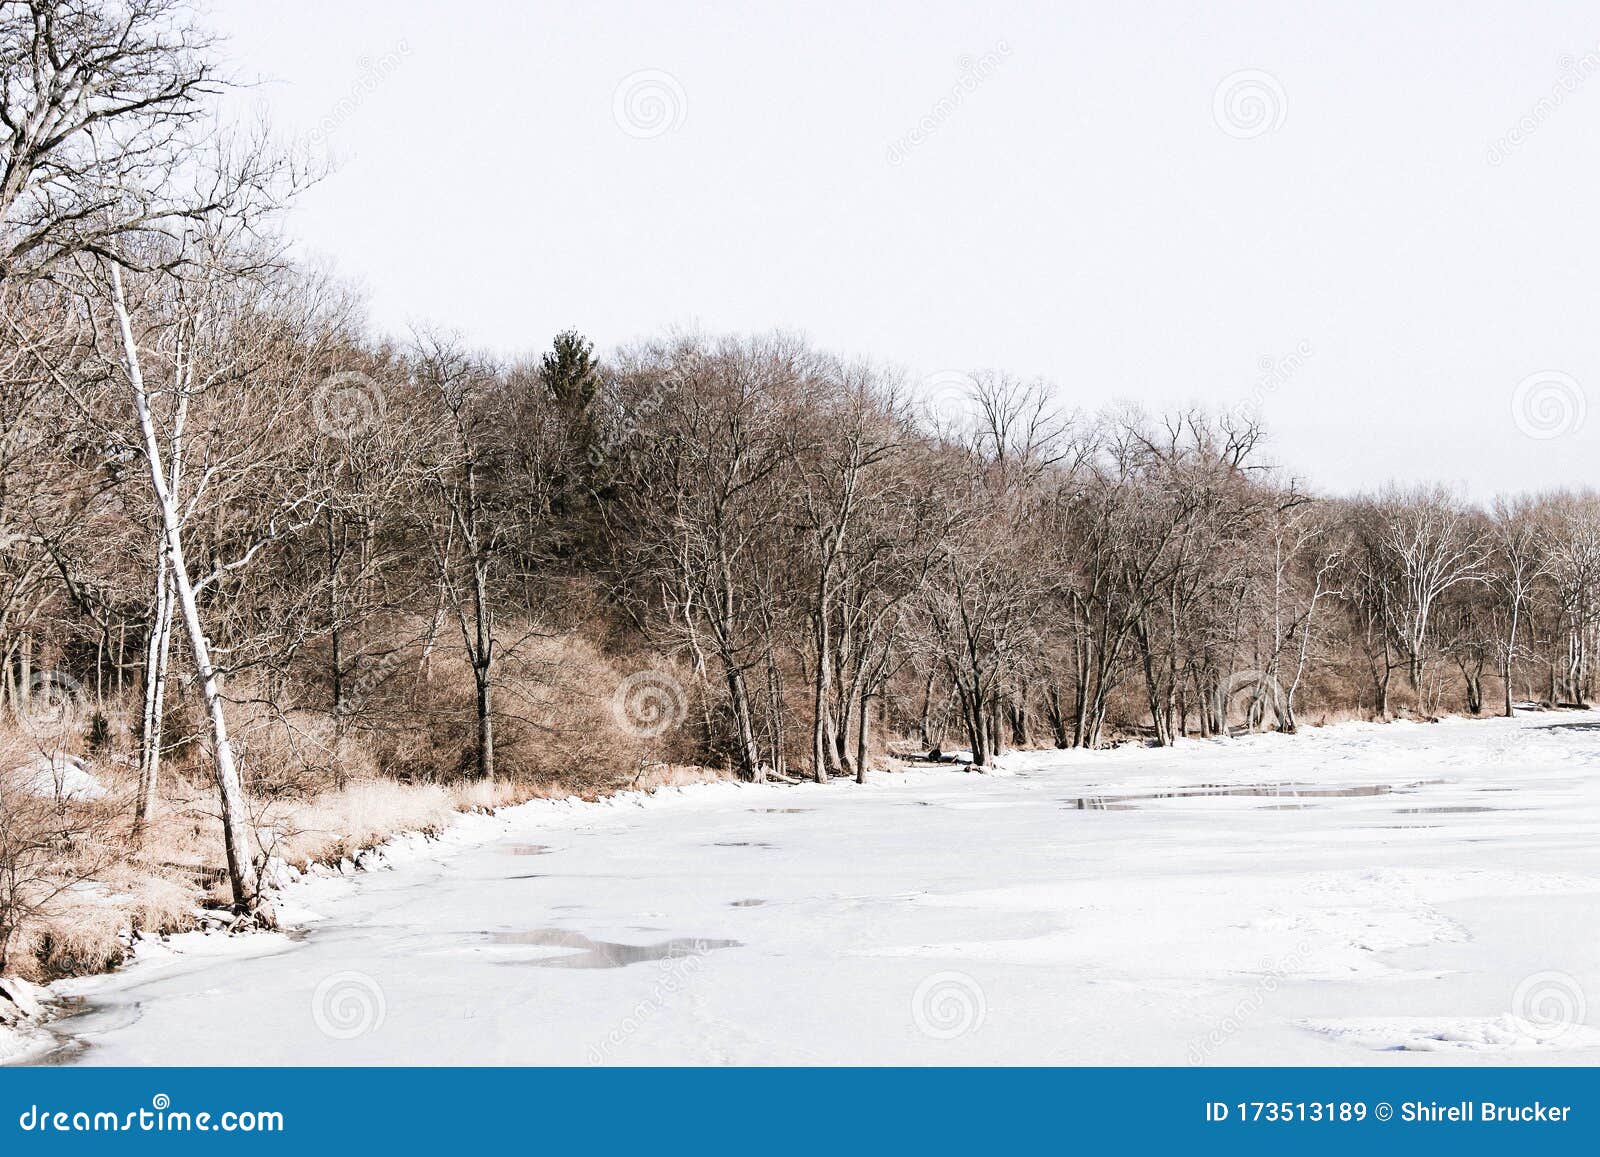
<box><xmin>2</xmin><ymin>1</ymin><xmax>1597</xmax><ymax>982</ymax></box>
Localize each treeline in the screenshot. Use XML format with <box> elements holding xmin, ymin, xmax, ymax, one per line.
<box><xmin>9</xmin><ymin>313</ymin><xmax>1600</xmax><ymax>818</ymax></box>
<box><xmin>2</xmin><ymin>2</ymin><xmax>1599</xmax><ymax>927</ymax></box>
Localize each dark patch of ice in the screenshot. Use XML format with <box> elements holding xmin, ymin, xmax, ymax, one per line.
<box><xmin>1392</xmin><ymin>806</ymin><xmax>1503</xmax><ymax>815</ymax></box>
<box><xmin>487</xmin><ymin>929</ymin><xmax>740</xmax><ymax>969</ymax></box>
<box><xmin>1061</xmin><ymin>780</ymin><xmax>1444</xmax><ymax>811</ymax></box>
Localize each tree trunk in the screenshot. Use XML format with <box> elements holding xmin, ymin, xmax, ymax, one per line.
<box><xmin>1007</xmin><ymin>690</ymin><xmax>1030</xmax><ymax>747</ymax></box>
<box><xmin>134</xmin><ymin>560</ymin><xmax>174</xmax><ymax>841</ymax></box>
<box><xmin>470</xmin><ymin>541</ymin><xmax>495</xmax><ymax>781</ymax></box>
<box><xmin>763</xmin><ymin>646</ymin><xmax>783</xmax><ymax>780</ymax></box>
<box><xmin>113</xmin><ymin>265</ymin><xmax>260</xmax><ymax>913</ymax></box>
<box><xmin>811</xmin><ymin>592</ymin><xmax>831</xmax><ymax>782</ymax></box>
<box><xmin>329</xmin><ymin>524</ymin><xmax>345</xmax><ymax>717</ymax></box>
<box><xmin>1501</xmin><ymin>601</ymin><xmax>1520</xmax><ymax>717</ymax></box>
<box><xmin>962</xmin><ymin>688</ymin><xmax>988</xmax><ymax>767</ymax></box>
<box><xmin>726</xmin><ymin>664</ymin><xmax>762</xmax><ymax>779</ymax></box>
<box><xmin>854</xmin><ymin>690</ymin><xmax>870</xmax><ymax>785</ymax></box>
<box><xmin>833</xmin><ymin>682</ymin><xmax>856</xmax><ymax>776</ymax></box>
<box><xmin>475</xmin><ymin>663</ymin><xmax>495</xmax><ymax>782</ymax></box>
<box><xmin>18</xmin><ymin>633</ymin><xmax>31</xmax><ymax>718</ymax></box>
<box><xmin>917</xmin><ymin>667</ymin><xmax>936</xmax><ymax>748</ymax></box>
<box><xmin>1044</xmin><ymin>682</ymin><xmax>1070</xmax><ymax>748</ymax></box>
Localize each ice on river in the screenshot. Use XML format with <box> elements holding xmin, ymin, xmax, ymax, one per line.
<box><xmin>27</xmin><ymin>711</ymin><xmax>1600</xmax><ymax>1065</ymax></box>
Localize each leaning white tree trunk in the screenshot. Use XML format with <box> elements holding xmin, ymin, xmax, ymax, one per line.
<box><xmin>110</xmin><ymin>266</ymin><xmax>261</xmax><ymax>912</ymax></box>
<box><xmin>134</xmin><ymin>338</ymin><xmax>193</xmax><ymax>839</ymax></box>
<box><xmin>134</xmin><ymin>548</ymin><xmax>173</xmax><ymax>839</ymax></box>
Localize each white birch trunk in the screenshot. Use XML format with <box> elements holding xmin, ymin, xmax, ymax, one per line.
<box><xmin>134</xmin><ymin>552</ymin><xmax>173</xmax><ymax>838</ymax></box>
<box><xmin>110</xmin><ymin>266</ymin><xmax>261</xmax><ymax>911</ymax></box>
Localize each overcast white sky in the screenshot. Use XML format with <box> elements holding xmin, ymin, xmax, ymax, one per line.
<box><xmin>212</xmin><ymin>0</ymin><xmax>1600</xmax><ymax>498</ymax></box>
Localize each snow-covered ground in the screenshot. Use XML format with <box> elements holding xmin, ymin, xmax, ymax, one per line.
<box><xmin>18</xmin><ymin>711</ymin><xmax>1600</xmax><ymax>1065</ymax></box>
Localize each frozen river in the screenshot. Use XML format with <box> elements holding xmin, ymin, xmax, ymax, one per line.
<box><xmin>35</xmin><ymin>712</ymin><xmax>1600</xmax><ymax>1065</ymax></box>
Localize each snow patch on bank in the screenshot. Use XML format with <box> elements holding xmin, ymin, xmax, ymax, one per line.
<box><xmin>36</xmin><ymin>777</ymin><xmax>768</xmax><ymax>1017</ymax></box>
<box><xmin>1302</xmin><ymin>1016</ymin><xmax>1600</xmax><ymax>1053</ymax></box>
<box><xmin>16</xmin><ymin>708</ymin><xmax>1600</xmax><ymax>1066</ymax></box>
<box><xmin>14</xmin><ymin>754</ymin><xmax>107</xmax><ymax>800</ymax></box>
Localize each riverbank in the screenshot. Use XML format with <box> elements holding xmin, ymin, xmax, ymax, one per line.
<box><xmin>14</xmin><ymin>709</ymin><xmax>1599</xmax><ymax>1065</ymax></box>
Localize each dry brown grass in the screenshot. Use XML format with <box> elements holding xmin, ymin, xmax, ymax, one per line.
<box><xmin>0</xmin><ymin>637</ymin><xmax>1533</xmax><ymax>988</ymax></box>
<box><xmin>260</xmin><ymin>779</ymin><xmax>457</xmax><ymax>871</ymax></box>
<box><xmin>0</xmin><ymin>637</ymin><xmax>730</xmax><ymax>983</ymax></box>
<box><xmin>1</xmin><ymin>726</ymin><xmax>201</xmax><ymax>981</ymax></box>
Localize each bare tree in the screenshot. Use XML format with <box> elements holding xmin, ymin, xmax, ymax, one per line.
<box><xmin>415</xmin><ymin>334</ymin><xmax>507</xmax><ymax>782</ymax></box>
<box><xmin>792</xmin><ymin>360</ymin><xmax>899</xmax><ymax>780</ymax></box>
<box><xmin>0</xmin><ymin>0</ymin><xmax>227</xmax><ymax>280</ymax></box>
<box><xmin>1538</xmin><ymin>491</ymin><xmax>1600</xmax><ymax>705</ymax></box>
<box><xmin>608</xmin><ymin>335</ymin><xmax>801</xmax><ymax>780</ymax></box>
<box><xmin>1356</xmin><ymin>486</ymin><xmax>1488</xmax><ymax>710</ymax></box>
<box><xmin>1488</xmin><ymin>495</ymin><xmax>1545</xmax><ymax>715</ymax></box>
